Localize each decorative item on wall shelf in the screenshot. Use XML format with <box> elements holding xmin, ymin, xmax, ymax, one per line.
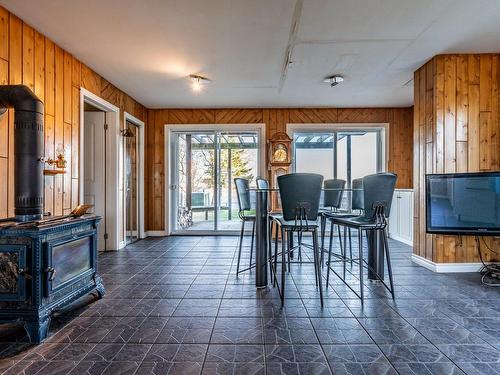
<box><xmin>43</xmin><ymin>150</ymin><xmax>67</xmax><ymax>175</ymax></box>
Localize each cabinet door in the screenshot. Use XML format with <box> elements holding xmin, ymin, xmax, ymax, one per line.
<box><xmin>388</xmin><ymin>193</ymin><xmax>400</xmax><ymax>237</ymax></box>
<box><xmin>399</xmin><ymin>192</ymin><xmax>412</xmax><ymax>241</ymax></box>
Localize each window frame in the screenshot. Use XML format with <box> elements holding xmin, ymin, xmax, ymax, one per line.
<box><xmin>288</xmin><ymin>123</ymin><xmax>388</xmax><ymax>187</ymax></box>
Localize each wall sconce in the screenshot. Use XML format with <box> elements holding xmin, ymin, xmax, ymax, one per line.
<box><xmin>120</xmin><ymin>128</ymin><xmax>135</xmax><ymax>138</ymax></box>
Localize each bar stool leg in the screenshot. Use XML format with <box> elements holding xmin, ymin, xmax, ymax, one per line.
<box><xmin>348</xmin><ymin>228</ymin><xmax>353</xmax><ymax>266</ymax></box>
<box><xmin>281</xmin><ymin>227</ymin><xmax>286</xmax><ymax>306</ymax></box>
<box><xmin>383</xmin><ymin>227</ymin><xmax>395</xmax><ymax>299</ymax></box>
<box><xmin>287</xmin><ymin>231</ymin><xmax>292</xmax><ymax>272</ymax></box>
<box><xmin>326</xmin><ymin>220</ymin><xmax>334</xmax><ymax>287</ymax></box>
<box><xmin>249</xmin><ymin>220</ymin><xmax>256</xmax><ymax>268</ymax></box>
<box><xmin>337</xmin><ymin>224</ymin><xmax>346</xmax><ymax>280</ymax></box>
<box><xmin>358</xmin><ymin>229</ymin><xmax>364</xmax><ymax>304</ymax></box>
<box><xmin>236</xmin><ymin>220</ymin><xmax>245</xmax><ymax>275</ymax></box>
<box><xmin>269</xmin><ymin>220</ymin><xmax>274</xmax><ymax>282</ymax></box>
<box><xmin>313</xmin><ymin>228</ymin><xmax>324</xmax><ymax>307</ymax></box>
<box><xmin>298</xmin><ymin>231</ymin><xmax>303</xmax><ymax>262</ymax></box>
<box><xmin>320</xmin><ymin>215</ymin><xmax>326</xmax><ymax>265</ymax></box>
<box><xmin>274</xmin><ymin>223</ymin><xmax>279</xmax><ymax>287</ymax></box>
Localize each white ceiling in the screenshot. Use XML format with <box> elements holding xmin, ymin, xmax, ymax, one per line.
<box><xmin>2</xmin><ymin>0</ymin><xmax>500</xmax><ymax>108</ymax></box>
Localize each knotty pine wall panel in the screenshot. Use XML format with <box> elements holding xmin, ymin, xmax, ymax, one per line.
<box><xmin>414</xmin><ymin>54</ymin><xmax>500</xmax><ymax>263</ymax></box>
<box><xmin>145</xmin><ymin>107</ymin><xmax>413</xmax><ymax>231</ymax></box>
<box><xmin>0</xmin><ymin>6</ymin><xmax>147</xmax><ymax>219</ymax></box>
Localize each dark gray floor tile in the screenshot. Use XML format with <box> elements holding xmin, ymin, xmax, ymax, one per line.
<box><xmin>83</xmin><ymin>343</ymin><xmax>124</xmax><ymax>362</ymax></box>
<box><xmin>144</xmin><ymin>344</ymin><xmax>207</xmax><ymax>362</ymax></box>
<box><xmin>267</xmin><ymin>362</ymin><xmax>332</xmax><ymax>374</ymax></box>
<box><xmin>393</xmin><ymin>362</ymin><xmax>466</xmax><ymax>375</ymax></box>
<box><xmin>101</xmin><ymin>361</ymin><xmax>140</xmax><ymax>375</ymax></box>
<box><xmin>436</xmin><ymin>344</ymin><xmax>500</xmax><ymax>363</ymax></box>
<box><xmin>136</xmin><ymin>361</ymin><xmax>203</xmax><ymax>375</ymax></box>
<box><xmin>205</xmin><ymin>344</ymin><xmax>264</xmax><ymax>363</ymax></box>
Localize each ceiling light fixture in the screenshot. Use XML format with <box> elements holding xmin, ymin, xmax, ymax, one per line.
<box><xmin>323</xmin><ymin>75</ymin><xmax>344</xmax><ymax>87</ymax></box>
<box><xmin>189</xmin><ymin>74</ymin><xmax>211</xmax><ymax>92</ymax></box>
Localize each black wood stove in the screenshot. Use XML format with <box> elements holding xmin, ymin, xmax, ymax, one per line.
<box><xmin>0</xmin><ymin>85</ymin><xmax>104</xmax><ymax>343</ymax></box>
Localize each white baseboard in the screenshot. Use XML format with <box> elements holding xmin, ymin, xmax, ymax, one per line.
<box><xmin>411</xmin><ymin>254</ymin><xmax>485</xmax><ymax>273</ymax></box>
<box><xmin>146</xmin><ymin>231</ymin><xmax>168</xmax><ymax>237</ymax></box>
<box><xmin>389</xmin><ymin>233</ymin><xmax>413</xmax><ymax>246</ymax></box>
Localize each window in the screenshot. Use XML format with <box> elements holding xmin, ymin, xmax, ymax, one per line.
<box><xmin>293</xmin><ymin>128</ymin><xmax>384</xmax><ymax>187</ymax></box>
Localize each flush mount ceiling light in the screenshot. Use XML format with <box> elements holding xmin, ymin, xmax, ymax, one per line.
<box><xmin>323</xmin><ymin>75</ymin><xmax>344</xmax><ymax>87</ymax></box>
<box><xmin>189</xmin><ymin>74</ymin><xmax>211</xmax><ymax>92</ymax></box>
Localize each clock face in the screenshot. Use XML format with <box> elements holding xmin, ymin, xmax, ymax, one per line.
<box><xmin>273</xmin><ymin>143</ymin><xmax>287</xmax><ymax>162</ymax></box>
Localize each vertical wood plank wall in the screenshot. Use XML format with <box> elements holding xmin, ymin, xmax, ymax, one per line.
<box><xmin>413</xmin><ymin>54</ymin><xmax>500</xmax><ymax>263</ymax></box>
<box><xmin>0</xmin><ymin>6</ymin><xmax>147</xmax><ymax>219</ymax></box>
<box><xmin>145</xmin><ymin>108</ymin><xmax>413</xmax><ymax>231</ymax></box>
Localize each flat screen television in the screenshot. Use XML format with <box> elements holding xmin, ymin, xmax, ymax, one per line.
<box><xmin>426</xmin><ymin>172</ymin><xmax>500</xmax><ymax>236</ymax></box>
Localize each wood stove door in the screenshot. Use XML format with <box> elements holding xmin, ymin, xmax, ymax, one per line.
<box><xmin>0</xmin><ymin>245</ymin><xmax>28</xmax><ymax>301</ymax></box>
<box><xmin>44</xmin><ymin>231</ymin><xmax>96</xmax><ymax>296</ymax></box>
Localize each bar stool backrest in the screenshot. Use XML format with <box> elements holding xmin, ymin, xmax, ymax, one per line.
<box><xmin>256</xmin><ymin>178</ymin><xmax>269</xmax><ymax>189</ymax></box>
<box><xmin>361</xmin><ymin>173</ymin><xmax>397</xmax><ymax>219</ymax></box>
<box><xmin>323</xmin><ymin>179</ymin><xmax>346</xmax><ymax>209</ymax></box>
<box><xmin>352</xmin><ymin>178</ymin><xmax>364</xmax><ymax>211</ymax></box>
<box><xmin>234</xmin><ymin>178</ymin><xmax>251</xmax><ymax>212</ymax></box>
<box><xmin>277</xmin><ymin>173</ymin><xmax>323</xmax><ymax>221</ymax></box>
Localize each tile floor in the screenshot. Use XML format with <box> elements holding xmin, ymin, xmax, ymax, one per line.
<box><xmin>0</xmin><ymin>235</ymin><xmax>499</xmax><ymax>374</ymax></box>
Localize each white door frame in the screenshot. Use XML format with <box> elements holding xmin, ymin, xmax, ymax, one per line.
<box><xmin>124</xmin><ymin>112</ymin><xmax>146</xmax><ymax>240</ymax></box>
<box><xmin>79</xmin><ymin>88</ymin><xmax>123</xmax><ymax>250</ymax></box>
<box><xmin>164</xmin><ymin>123</ymin><xmax>266</xmax><ymax>235</ymax></box>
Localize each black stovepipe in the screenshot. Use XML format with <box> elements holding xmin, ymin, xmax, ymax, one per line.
<box><xmin>0</xmin><ymin>85</ymin><xmax>44</xmax><ymax>221</ymax></box>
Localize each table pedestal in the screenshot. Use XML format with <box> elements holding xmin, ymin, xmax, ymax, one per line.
<box><xmin>255</xmin><ymin>190</ymin><xmax>268</xmax><ymax>288</ymax></box>
<box><xmin>367</xmin><ymin>230</ymin><xmax>385</xmax><ymax>280</ymax></box>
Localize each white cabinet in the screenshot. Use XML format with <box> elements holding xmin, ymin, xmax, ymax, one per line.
<box><xmin>389</xmin><ymin>189</ymin><xmax>413</xmax><ymax>246</ymax></box>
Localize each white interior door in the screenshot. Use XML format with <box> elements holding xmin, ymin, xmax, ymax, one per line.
<box><xmin>84</xmin><ymin>111</ymin><xmax>106</xmax><ymax>251</ymax></box>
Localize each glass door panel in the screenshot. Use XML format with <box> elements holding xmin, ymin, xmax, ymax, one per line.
<box><xmin>171</xmin><ymin>130</ymin><xmax>260</xmax><ymax>233</ymax></box>
<box><xmin>294</xmin><ymin>133</ymin><xmax>335</xmax><ymax>178</ymax></box>
<box><xmin>125</xmin><ymin>121</ymin><xmax>139</xmax><ymax>245</ymax></box>
<box><xmin>217</xmin><ymin>132</ymin><xmax>259</xmax><ymax>231</ymax></box>
<box><xmin>294</xmin><ymin>132</ymin><xmax>335</xmax><ymax>210</ymax></box>
<box><xmin>350</xmin><ymin>131</ymin><xmax>379</xmax><ymax>181</ymax></box>
<box><xmin>173</xmin><ymin>132</ymin><xmax>217</xmax><ymax>232</ymax></box>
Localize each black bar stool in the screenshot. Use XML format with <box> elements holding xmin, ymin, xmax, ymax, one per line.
<box><xmin>328</xmin><ymin>173</ymin><xmax>397</xmax><ymax>304</ymax></box>
<box><xmin>234</xmin><ymin>178</ymin><xmax>256</xmax><ymax>275</ymax></box>
<box><xmin>319</xmin><ymin>179</ymin><xmax>346</xmax><ymax>265</ymax></box>
<box><xmin>271</xmin><ymin>173</ymin><xmax>324</xmax><ymax>307</ymax></box>
<box><xmin>322</xmin><ymin>178</ymin><xmax>364</xmax><ymax>283</ymax></box>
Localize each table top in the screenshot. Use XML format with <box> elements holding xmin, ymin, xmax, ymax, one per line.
<box><xmin>249</xmin><ymin>187</ymin><xmax>363</xmax><ymax>192</ymax></box>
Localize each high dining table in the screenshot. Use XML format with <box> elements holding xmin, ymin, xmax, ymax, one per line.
<box><xmin>250</xmin><ymin>187</ymin><xmax>387</xmax><ymax>288</ymax></box>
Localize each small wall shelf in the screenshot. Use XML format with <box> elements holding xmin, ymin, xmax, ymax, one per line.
<box><xmin>43</xmin><ymin>169</ymin><xmax>66</xmax><ymax>176</ymax></box>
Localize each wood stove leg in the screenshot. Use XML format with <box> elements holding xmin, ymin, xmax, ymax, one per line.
<box><xmin>94</xmin><ymin>276</ymin><xmax>106</xmax><ymax>298</ymax></box>
<box><xmin>24</xmin><ymin>316</ymin><xmax>51</xmax><ymax>344</ymax></box>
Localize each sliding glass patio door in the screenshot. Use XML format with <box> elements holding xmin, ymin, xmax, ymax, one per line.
<box><xmin>170</xmin><ymin>130</ymin><xmax>259</xmax><ymax>233</ymax></box>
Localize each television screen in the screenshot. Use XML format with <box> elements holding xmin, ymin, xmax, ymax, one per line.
<box><xmin>426</xmin><ymin>172</ymin><xmax>500</xmax><ymax>235</ymax></box>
